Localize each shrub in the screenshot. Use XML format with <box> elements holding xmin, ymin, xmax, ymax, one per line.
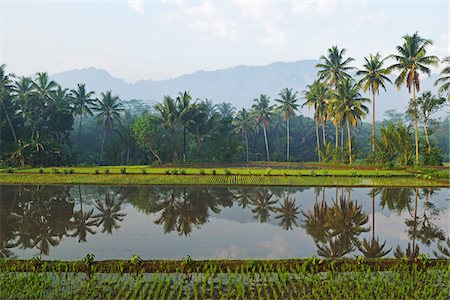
<box><xmin>200</xmin><ymin>169</ymin><xmax>206</xmax><ymax>175</ymax></box>
<box><xmin>350</xmin><ymin>169</ymin><xmax>358</xmax><ymax>177</ymax></box>
<box><xmin>180</xmin><ymin>169</ymin><xmax>186</xmax><ymax>175</ymax></box>
<box><xmin>95</xmin><ymin>169</ymin><xmax>100</xmax><ymax>175</ymax></box>
<box><xmin>121</xmin><ymin>167</ymin><xmax>127</xmax><ymax>174</ymax></box>
<box><xmin>83</xmin><ymin>253</ymin><xmax>95</xmax><ymax>267</ymax></box>
<box><xmin>225</xmin><ymin>169</ymin><xmax>232</xmax><ymax>175</ymax></box>
<box><xmin>172</xmin><ymin>168</ymin><xmax>179</xmax><ymax>175</ymax></box>
<box><xmin>141</xmin><ymin>168</ymin><xmax>147</xmax><ymax>174</ymax></box>
<box><xmin>104</xmin><ymin>169</ymin><xmax>110</xmax><ymax>175</ymax></box>
<box><xmin>52</xmin><ymin>168</ymin><xmax>60</xmax><ymax>174</ymax></box>
<box><xmin>39</xmin><ymin>168</ymin><xmax>44</xmax><ymax>174</ymax></box>
<box><xmin>165</xmin><ymin>169</ymin><xmax>171</xmax><ymax>175</ymax></box>
<box><xmin>7</xmin><ymin>167</ymin><xmax>13</xmax><ymax>173</ymax></box>
<box><xmin>211</xmin><ymin>169</ymin><xmax>216</xmax><ymax>175</ymax></box>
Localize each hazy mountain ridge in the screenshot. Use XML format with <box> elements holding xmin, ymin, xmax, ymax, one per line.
<box><xmin>50</xmin><ymin>60</ymin><xmax>446</xmax><ymax>120</ymax></box>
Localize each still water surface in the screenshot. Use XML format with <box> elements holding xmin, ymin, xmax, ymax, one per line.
<box><xmin>1</xmin><ymin>185</ymin><xmax>448</xmax><ymax>260</ymax></box>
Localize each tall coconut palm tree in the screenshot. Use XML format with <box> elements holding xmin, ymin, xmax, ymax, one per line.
<box><xmin>186</xmin><ymin>102</ymin><xmax>216</xmax><ymax>161</ymax></box>
<box><xmin>435</xmin><ymin>56</ymin><xmax>450</xmax><ymax>101</ymax></box>
<box><xmin>356</xmin><ymin>53</ymin><xmax>392</xmax><ymax>159</ymax></box>
<box><xmin>95</xmin><ymin>91</ymin><xmax>124</xmax><ymax>161</ymax></box>
<box><xmin>70</xmin><ymin>83</ymin><xmax>96</xmax><ymax>151</ymax></box>
<box><xmin>317</xmin><ymin>46</ymin><xmax>354</xmax><ymax>148</ymax></box>
<box><xmin>12</xmin><ymin>76</ymin><xmax>33</xmax><ymax>121</ymax></box>
<box><xmin>30</xmin><ymin>72</ymin><xmax>57</xmax><ymax>139</ymax></box>
<box><xmin>252</xmin><ymin>94</ymin><xmax>274</xmax><ymax>161</ymax></box>
<box><xmin>303</xmin><ymin>80</ymin><xmax>329</xmax><ymax>161</ymax></box>
<box><xmin>388</xmin><ymin>32</ymin><xmax>439</xmax><ymax>164</ymax></box>
<box><xmin>275</xmin><ymin>88</ymin><xmax>299</xmax><ymax>161</ymax></box>
<box><xmin>155</xmin><ymin>96</ymin><xmax>179</xmax><ymax>162</ymax></box>
<box><xmin>332</xmin><ymin>78</ymin><xmax>369</xmax><ymax>164</ymax></box>
<box><xmin>232</xmin><ymin>108</ymin><xmax>254</xmax><ymax>162</ymax></box>
<box><xmin>0</xmin><ymin>64</ymin><xmax>17</xmax><ymax>143</ymax></box>
<box><xmin>316</xmin><ymin>46</ymin><xmax>354</xmax><ymax>91</ymax></box>
<box><xmin>176</xmin><ymin>91</ymin><xmax>192</xmax><ymax>162</ymax></box>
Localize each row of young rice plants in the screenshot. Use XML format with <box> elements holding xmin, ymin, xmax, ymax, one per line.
<box><xmin>1</xmin><ymin>262</ymin><xmax>449</xmax><ymax>299</ymax></box>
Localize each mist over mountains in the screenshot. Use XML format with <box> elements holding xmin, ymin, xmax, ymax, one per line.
<box><xmin>50</xmin><ymin>60</ymin><xmax>446</xmax><ymax>120</ymax></box>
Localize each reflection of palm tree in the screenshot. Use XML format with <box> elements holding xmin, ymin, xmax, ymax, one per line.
<box><xmin>275</xmin><ymin>194</ymin><xmax>300</xmax><ymax>230</ymax></box>
<box><xmin>33</xmin><ymin>225</ymin><xmax>60</xmax><ymax>255</ymax></box>
<box><xmin>250</xmin><ymin>189</ymin><xmax>276</xmax><ymax>223</ymax></box>
<box><xmin>358</xmin><ymin>237</ymin><xmax>391</xmax><ymax>258</ymax></box>
<box><xmin>326</xmin><ymin>194</ymin><xmax>370</xmax><ymax>246</ymax></box>
<box><xmin>434</xmin><ymin>238</ymin><xmax>450</xmax><ymax>258</ymax></box>
<box><xmin>70</xmin><ymin>209</ymin><xmax>96</xmax><ymax>242</ymax></box>
<box><xmin>374</xmin><ymin>187</ymin><xmax>413</xmax><ymax>214</ymax></box>
<box><xmin>302</xmin><ymin>198</ymin><xmax>328</xmax><ymax>243</ymax></box>
<box><xmin>406</xmin><ymin>188</ymin><xmax>445</xmax><ymax>247</ymax></box>
<box><xmin>316</xmin><ymin>236</ymin><xmax>354</xmax><ymax>258</ymax></box>
<box><xmin>233</xmin><ymin>188</ymin><xmax>255</xmax><ymax>209</ymax></box>
<box><xmin>93</xmin><ymin>193</ymin><xmax>126</xmax><ymax>234</ymax></box>
<box><xmin>358</xmin><ymin>189</ymin><xmax>391</xmax><ymax>258</ymax></box>
<box><xmin>69</xmin><ymin>186</ymin><xmax>97</xmax><ymax>242</ymax></box>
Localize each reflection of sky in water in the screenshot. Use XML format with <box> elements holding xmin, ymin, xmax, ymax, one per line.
<box><xmin>3</xmin><ymin>185</ymin><xmax>449</xmax><ymax>260</ymax></box>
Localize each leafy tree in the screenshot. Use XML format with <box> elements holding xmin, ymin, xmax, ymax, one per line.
<box><xmin>406</xmin><ymin>91</ymin><xmax>446</xmax><ymax>155</ymax></box>
<box><xmin>388</xmin><ymin>32</ymin><xmax>439</xmax><ymax>164</ymax></box>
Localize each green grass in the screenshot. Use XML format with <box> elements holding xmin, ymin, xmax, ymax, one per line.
<box><xmin>1</xmin><ymin>259</ymin><xmax>448</xmax><ymax>299</ymax></box>
<box><xmin>1</xmin><ymin>165</ymin><xmax>448</xmax><ymax>187</ymax></box>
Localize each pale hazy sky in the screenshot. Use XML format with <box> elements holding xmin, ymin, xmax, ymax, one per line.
<box><xmin>0</xmin><ymin>0</ymin><xmax>448</xmax><ymax>82</ymax></box>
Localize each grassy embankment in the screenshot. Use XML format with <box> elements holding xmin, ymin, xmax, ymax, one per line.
<box><xmin>1</xmin><ymin>258</ymin><xmax>448</xmax><ymax>299</ymax></box>
<box><xmin>0</xmin><ymin>164</ymin><xmax>448</xmax><ymax>187</ymax></box>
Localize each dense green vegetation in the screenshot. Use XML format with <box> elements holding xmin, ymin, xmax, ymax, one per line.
<box><xmin>1</xmin><ymin>32</ymin><xmax>449</xmax><ymax>168</ymax></box>
<box><xmin>1</xmin><ymin>258</ymin><xmax>449</xmax><ymax>299</ymax></box>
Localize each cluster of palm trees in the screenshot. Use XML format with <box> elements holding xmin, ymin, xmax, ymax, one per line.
<box><xmin>303</xmin><ymin>32</ymin><xmax>449</xmax><ymax>165</ymax></box>
<box><xmin>0</xmin><ymin>66</ymin><xmax>125</xmax><ymax>164</ymax></box>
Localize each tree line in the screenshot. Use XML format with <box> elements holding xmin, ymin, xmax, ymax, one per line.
<box><xmin>0</xmin><ymin>31</ymin><xmax>449</xmax><ymax>167</ymax></box>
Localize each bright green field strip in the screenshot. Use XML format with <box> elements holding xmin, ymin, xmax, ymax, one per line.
<box><xmin>0</xmin><ymin>173</ymin><xmax>448</xmax><ymax>187</ymax></box>
<box><xmin>8</xmin><ymin>166</ymin><xmax>412</xmax><ymax>177</ymax></box>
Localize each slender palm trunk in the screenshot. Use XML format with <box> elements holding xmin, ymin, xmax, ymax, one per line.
<box><xmin>1</xmin><ymin>101</ymin><xmax>17</xmax><ymax>143</ymax></box>
<box><xmin>341</xmin><ymin>123</ymin><xmax>344</xmax><ymax>151</ymax></box>
<box><xmin>78</xmin><ymin>113</ymin><xmax>83</xmax><ymax>151</ymax></box>
<box><xmin>245</xmin><ymin>131</ymin><xmax>249</xmax><ymax>162</ymax></box>
<box><xmin>413</xmin><ymin>87</ymin><xmax>419</xmax><ymax>165</ymax></box>
<box><xmin>335</xmin><ymin>123</ymin><xmax>338</xmax><ymax>149</ymax></box>
<box><xmin>315</xmin><ymin>115</ymin><xmax>321</xmax><ymax>162</ymax></box>
<box><xmin>286</xmin><ymin>118</ymin><xmax>290</xmax><ymax>161</ymax></box>
<box><xmin>172</xmin><ymin>129</ymin><xmax>177</xmax><ymax>163</ymax></box>
<box><xmin>321</xmin><ymin>118</ymin><xmax>326</xmax><ymax>145</ymax></box>
<box><xmin>183</xmin><ymin>126</ymin><xmax>186</xmax><ymax>162</ymax></box>
<box><xmin>100</xmin><ymin>127</ymin><xmax>107</xmax><ymax>161</ymax></box>
<box><xmin>372</xmin><ymin>91</ymin><xmax>376</xmax><ymax>161</ymax></box>
<box><xmin>423</xmin><ymin>118</ymin><xmax>431</xmax><ymax>154</ymax></box>
<box><xmin>196</xmin><ymin>129</ymin><xmax>201</xmax><ymax>162</ymax></box>
<box><xmin>347</xmin><ymin>119</ymin><xmax>352</xmax><ymax>164</ymax></box>
<box><xmin>263</xmin><ymin>125</ymin><xmax>270</xmax><ymax>162</ymax></box>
